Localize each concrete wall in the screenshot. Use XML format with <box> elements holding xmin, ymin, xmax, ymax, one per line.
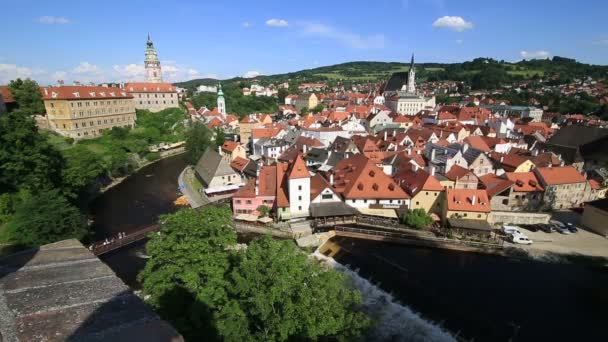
<box><xmin>489</xmin><ymin>211</ymin><xmax>550</xmax><ymax>225</ymax></box>
<box><xmin>581</xmin><ymin>205</ymin><xmax>608</xmax><ymax>237</ymax></box>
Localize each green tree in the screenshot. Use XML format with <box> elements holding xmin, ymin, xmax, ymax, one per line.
<box><xmin>185</xmin><ymin>122</ymin><xmax>212</xmax><ymax>163</ymax></box>
<box><xmin>312</xmin><ymin>103</ymin><xmax>325</xmax><ymax>113</ymax></box>
<box><xmin>257</xmin><ymin>205</ymin><xmax>270</xmax><ymax>217</ymax></box>
<box><xmin>402</xmin><ymin>209</ymin><xmax>433</xmax><ymax>230</ymax></box>
<box><xmin>2</xmin><ymin>189</ymin><xmax>88</xmax><ymax>246</ymax></box>
<box><xmin>7</xmin><ymin>78</ymin><xmax>46</xmax><ymax>115</ymax></box>
<box><xmin>300</xmin><ymin>107</ymin><xmax>310</xmax><ymax>116</ymax></box>
<box><xmin>277</xmin><ymin>88</ymin><xmax>289</xmax><ymax>104</ymax></box>
<box><xmin>214</xmin><ymin>127</ymin><xmax>226</xmax><ymax>147</ymax></box>
<box><xmin>61</xmin><ymin>145</ymin><xmax>106</xmax><ymax>200</ymax></box>
<box><xmin>216</xmin><ymin>236</ymin><xmax>371</xmax><ymax>341</ymax></box>
<box><xmin>139</xmin><ymin>206</ymin><xmax>238</xmax><ymax>340</ymax></box>
<box><xmin>0</xmin><ymin>110</ymin><xmax>65</xmax><ymax>193</ymax></box>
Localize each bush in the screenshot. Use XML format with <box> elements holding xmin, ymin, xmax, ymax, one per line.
<box><xmin>146</xmin><ymin>152</ymin><xmax>161</xmax><ymax>161</ymax></box>
<box><xmin>401</xmin><ymin>209</ymin><xmax>433</xmax><ymax>230</ymax></box>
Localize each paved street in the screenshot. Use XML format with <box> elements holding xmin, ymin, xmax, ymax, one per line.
<box><xmin>510</xmin><ymin>227</ymin><xmax>608</xmax><ymax>258</ymax></box>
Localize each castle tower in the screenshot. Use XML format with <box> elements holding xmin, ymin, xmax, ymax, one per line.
<box><xmin>406</xmin><ymin>53</ymin><xmax>416</xmax><ymax>93</ymax></box>
<box><xmin>217</xmin><ymin>84</ymin><xmax>226</xmax><ymax>115</ymax></box>
<box><xmin>145</xmin><ymin>34</ymin><xmax>163</xmax><ymax>83</ymax></box>
<box><xmin>287</xmin><ymin>153</ymin><xmax>311</xmax><ymax>218</ymax></box>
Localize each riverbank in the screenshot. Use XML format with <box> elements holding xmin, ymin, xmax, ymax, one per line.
<box><xmin>100</xmin><ymin>148</ymin><xmax>186</xmax><ymax>194</ymax></box>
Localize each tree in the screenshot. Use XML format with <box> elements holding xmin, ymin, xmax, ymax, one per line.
<box><xmin>185</xmin><ymin>122</ymin><xmax>212</xmax><ymax>164</ymax></box>
<box><xmin>257</xmin><ymin>205</ymin><xmax>270</xmax><ymax>217</ymax></box>
<box><xmin>139</xmin><ymin>206</ymin><xmax>238</xmax><ymax>341</ymax></box>
<box><xmin>139</xmin><ymin>208</ymin><xmax>371</xmax><ymax>341</ymax></box>
<box><xmin>61</xmin><ymin>145</ymin><xmax>106</xmax><ymax>200</ymax></box>
<box><xmin>312</xmin><ymin>103</ymin><xmax>325</xmax><ymax>113</ymax></box>
<box><xmin>216</xmin><ymin>236</ymin><xmax>371</xmax><ymax>341</ymax></box>
<box><xmin>214</xmin><ymin>127</ymin><xmax>226</xmax><ymax>147</ymax></box>
<box><xmin>402</xmin><ymin>209</ymin><xmax>433</xmax><ymax>230</ymax></box>
<box><xmin>7</xmin><ymin>78</ymin><xmax>46</xmax><ymax>115</ymax></box>
<box><xmin>0</xmin><ymin>110</ymin><xmax>65</xmax><ymax>193</ymax></box>
<box><xmin>277</xmin><ymin>88</ymin><xmax>289</xmax><ymax>104</ymax></box>
<box><xmin>2</xmin><ymin>189</ymin><xmax>88</xmax><ymax>246</ymax></box>
<box><xmin>300</xmin><ymin>107</ymin><xmax>310</xmax><ymax>116</ymax></box>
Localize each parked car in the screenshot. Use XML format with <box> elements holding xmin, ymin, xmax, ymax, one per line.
<box><xmin>522</xmin><ymin>224</ymin><xmax>539</xmax><ymax>232</ymax></box>
<box><xmin>550</xmin><ymin>220</ymin><xmax>571</xmax><ymax>234</ymax></box>
<box><xmin>538</xmin><ymin>224</ymin><xmax>555</xmax><ymax>233</ymax></box>
<box><xmin>510</xmin><ymin>233</ymin><xmax>533</xmax><ymax>245</ymax></box>
<box><xmin>502</xmin><ymin>225</ymin><xmax>522</xmax><ymax>236</ymax></box>
<box><xmin>566</xmin><ymin>222</ymin><xmax>578</xmax><ymax>233</ymax></box>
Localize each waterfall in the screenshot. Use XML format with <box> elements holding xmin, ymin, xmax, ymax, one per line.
<box><xmin>313</xmin><ymin>251</ymin><xmax>455</xmax><ymax>342</ymax></box>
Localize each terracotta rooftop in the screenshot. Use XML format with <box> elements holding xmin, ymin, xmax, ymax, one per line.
<box><xmin>393</xmin><ymin>168</ymin><xmax>444</xmax><ymax>197</ymax></box>
<box><xmin>230</xmin><ymin>156</ymin><xmax>249</xmax><ymax>172</ymax></box>
<box><xmin>444</xmin><ymin>165</ymin><xmax>474</xmax><ymax>181</ymax></box>
<box><xmin>479</xmin><ymin>173</ymin><xmax>514</xmax><ymax>197</ymax></box>
<box><xmin>0</xmin><ymin>85</ymin><xmax>15</xmax><ymax>103</ymax></box>
<box><xmin>535</xmin><ymin>166</ymin><xmax>587</xmax><ymax>185</ymax></box>
<box><xmin>288</xmin><ymin>153</ymin><xmax>310</xmax><ymax>179</ymax></box>
<box><xmin>259</xmin><ymin>165</ymin><xmax>277</xmax><ymax>196</ymax></box>
<box><xmin>123</xmin><ymin>82</ymin><xmax>176</xmax><ymax>93</ymax></box>
<box><xmin>41</xmin><ymin>86</ymin><xmax>132</xmax><ymax>100</ymax></box>
<box><xmin>233</xmin><ymin>179</ymin><xmax>256</xmax><ymax>198</ymax></box>
<box><xmin>505</xmin><ymin>172</ymin><xmax>544</xmax><ymax>192</ymax></box>
<box><xmin>310</xmin><ymin>173</ymin><xmax>335</xmax><ymax>200</ymax></box>
<box><xmin>446</xmin><ymin>189</ymin><xmax>491</xmax><ymax>213</ymax></box>
<box><xmin>222</xmin><ymin>140</ymin><xmax>240</xmax><ymax>152</ymax></box>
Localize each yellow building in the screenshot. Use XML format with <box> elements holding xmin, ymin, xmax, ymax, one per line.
<box><xmin>43</xmin><ymin>86</ymin><xmax>136</xmax><ymax>140</ymax></box>
<box><xmin>295</xmin><ymin>93</ymin><xmax>318</xmax><ymax>111</ymax></box>
<box><xmin>394</xmin><ymin>168</ymin><xmax>444</xmax><ymax>214</ymax></box>
<box><xmin>123</xmin><ymin>82</ymin><xmax>178</xmax><ymax>112</ymax></box>
<box><xmin>442</xmin><ymin>189</ymin><xmax>491</xmax><ymax>222</ymax></box>
<box><xmin>238</xmin><ymin>113</ymin><xmax>273</xmax><ymax>148</ymax></box>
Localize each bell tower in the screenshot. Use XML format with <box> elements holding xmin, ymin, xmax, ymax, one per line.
<box><xmin>145</xmin><ymin>34</ymin><xmax>163</xmax><ymax>83</ymax></box>
<box><xmin>406</xmin><ymin>53</ymin><xmax>416</xmax><ymax>93</ymax></box>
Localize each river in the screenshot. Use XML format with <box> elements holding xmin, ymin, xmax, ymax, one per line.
<box><xmin>92</xmin><ymin>154</ymin><xmax>608</xmax><ymax>341</ymax></box>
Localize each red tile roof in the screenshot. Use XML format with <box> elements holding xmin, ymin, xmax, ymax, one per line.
<box><xmin>233</xmin><ymin>179</ymin><xmax>256</xmax><ymax>198</ymax></box>
<box><xmin>394</xmin><ymin>168</ymin><xmax>444</xmax><ymax>197</ymax></box>
<box><xmin>288</xmin><ymin>154</ymin><xmax>310</xmax><ymax>179</ymax></box>
<box><xmin>230</xmin><ymin>157</ymin><xmax>249</xmax><ymax>172</ymax></box>
<box><xmin>505</xmin><ymin>172</ymin><xmax>544</xmax><ymax>192</ymax></box>
<box><xmin>259</xmin><ymin>165</ymin><xmax>277</xmax><ymax>196</ymax></box>
<box><xmin>464</xmin><ymin>135</ymin><xmax>491</xmax><ymax>152</ymax></box>
<box><xmin>222</xmin><ymin>141</ymin><xmax>240</xmax><ymax>153</ymax></box>
<box><xmin>332</xmin><ymin>154</ymin><xmax>409</xmax><ymax>200</ymax></box>
<box><xmin>444</xmin><ymin>165</ymin><xmax>474</xmax><ymax>181</ymax></box>
<box><xmin>310</xmin><ymin>173</ymin><xmax>335</xmax><ymax>200</ymax></box>
<box><xmin>276</xmin><ymin>162</ymin><xmax>290</xmax><ymax>207</ymax></box>
<box><xmin>41</xmin><ymin>86</ymin><xmax>132</xmax><ymax>100</ymax></box>
<box><xmin>479</xmin><ymin>174</ymin><xmax>514</xmax><ymax>197</ymax></box>
<box><xmin>535</xmin><ymin>166</ymin><xmax>587</xmax><ymax>185</ymax></box>
<box><xmin>0</xmin><ymin>86</ymin><xmax>15</xmax><ymax>103</ymax></box>
<box><xmin>123</xmin><ymin>82</ymin><xmax>176</xmax><ymax>93</ymax></box>
<box><xmin>446</xmin><ymin>189</ymin><xmax>491</xmax><ymax>213</ymax></box>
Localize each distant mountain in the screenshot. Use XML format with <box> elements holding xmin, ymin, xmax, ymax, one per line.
<box><xmin>174</xmin><ymin>57</ymin><xmax>608</xmax><ymax>90</ymax></box>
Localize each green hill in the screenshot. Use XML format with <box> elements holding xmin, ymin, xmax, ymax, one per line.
<box><xmin>175</xmin><ymin>57</ymin><xmax>608</xmax><ymax>91</ymax></box>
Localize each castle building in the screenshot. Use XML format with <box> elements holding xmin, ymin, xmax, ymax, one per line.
<box><xmin>123</xmin><ymin>82</ymin><xmax>178</xmax><ymax>112</ymax></box>
<box><xmin>42</xmin><ymin>86</ymin><xmax>136</xmax><ymax>140</ymax></box>
<box><xmin>145</xmin><ymin>35</ymin><xmax>163</xmax><ymax>83</ymax></box>
<box><xmin>385</xmin><ymin>54</ymin><xmax>436</xmax><ymax>116</ymax></box>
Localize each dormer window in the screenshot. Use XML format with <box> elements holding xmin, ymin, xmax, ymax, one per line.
<box><xmin>357</xmin><ymin>183</ymin><xmax>364</xmax><ymax>190</ymax></box>
<box><xmin>73</xmin><ymin>92</ymin><xmax>80</xmax><ymax>98</ymax></box>
<box><xmin>372</xmin><ymin>183</ymin><xmax>379</xmax><ymax>191</ymax></box>
<box><xmin>388</xmin><ymin>183</ymin><xmax>395</xmax><ymax>191</ymax></box>
<box><xmin>369</xmin><ymin>170</ymin><xmax>375</xmax><ymax>177</ymax></box>
<box><xmin>89</xmin><ymin>92</ymin><xmax>96</xmax><ymax>97</ymax></box>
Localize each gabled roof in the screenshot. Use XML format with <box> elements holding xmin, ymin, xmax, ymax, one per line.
<box><xmin>310</xmin><ymin>173</ymin><xmax>336</xmax><ymax>200</ymax></box>
<box><xmin>259</xmin><ymin>165</ymin><xmax>277</xmax><ymax>196</ymax></box>
<box><xmin>233</xmin><ymin>179</ymin><xmax>256</xmax><ymax>198</ymax></box>
<box><xmin>195</xmin><ymin>147</ymin><xmax>237</xmax><ymax>185</ymax></box>
<box><xmin>444</xmin><ymin>165</ymin><xmax>476</xmax><ymax>181</ymax></box>
<box><xmin>535</xmin><ymin>166</ymin><xmax>587</xmax><ymax>185</ymax></box>
<box><xmin>222</xmin><ymin>140</ymin><xmax>241</xmax><ymax>152</ymax></box>
<box><xmin>393</xmin><ymin>168</ymin><xmax>444</xmax><ymax>197</ymax></box>
<box><xmin>446</xmin><ymin>189</ymin><xmax>491</xmax><ymax>213</ymax></box>
<box><xmin>478</xmin><ymin>174</ymin><xmax>514</xmax><ymax>197</ymax></box>
<box><xmin>123</xmin><ymin>82</ymin><xmax>176</xmax><ymax>93</ymax></box>
<box><xmin>276</xmin><ymin>162</ymin><xmax>290</xmax><ymax>207</ymax></box>
<box><xmin>464</xmin><ymin>135</ymin><xmax>491</xmax><ymax>152</ymax></box>
<box><xmin>288</xmin><ymin>154</ymin><xmax>310</xmax><ymax>179</ymax></box>
<box><xmin>230</xmin><ymin>156</ymin><xmax>250</xmax><ymax>172</ymax></box>
<box><xmin>505</xmin><ymin>172</ymin><xmax>544</xmax><ymax>192</ymax></box>
<box><xmin>332</xmin><ymin>154</ymin><xmax>409</xmax><ymax>199</ymax></box>
<box><xmin>41</xmin><ymin>86</ymin><xmax>132</xmax><ymax>100</ymax></box>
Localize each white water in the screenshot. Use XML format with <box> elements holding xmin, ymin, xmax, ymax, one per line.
<box><xmin>313</xmin><ymin>251</ymin><xmax>455</xmax><ymax>342</ymax></box>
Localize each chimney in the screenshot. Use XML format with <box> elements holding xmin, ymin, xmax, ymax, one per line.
<box><xmin>255</xmin><ymin>167</ymin><xmax>260</xmax><ymax>196</ymax></box>
<box><xmin>330</xmin><ymin>173</ymin><xmax>334</xmax><ymax>185</ymax></box>
<box><xmin>532</xmin><ymin>149</ymin><xmax>538</xmax><ymax>156</ymax></box>
<box><xmin>431</xmin><ymin>148</ymin><xmax>436</xmax><ymax>161</ymax></box>
<box><xmin>302</xmin><ymin>144</ymin><xmax>307</xmax><ymax>154</ymax></box>
<box><xmin>406</xmin><ymin>148</ymin><xmax>412</xmax><ymax>155</ymax></box>
<box><xmin>463</xmin><ymin>143</ymin><xmax>469</xmax><ymax>153</ymax></box>
<box><xmin>431</xmin><ymin>166</ymin><xmax>436</xmax><ymax>176</ymax></box>
<box><xmin>44</xmin><ymin>88</ymin><xmax>48</xmax><ymax>96</ymax></box>
<box><xmin>384</xmin><ymin>131</ymin><xmax>388</xmax><ymax>141</ymax></box>
<box><xmin>471</xmin><ymin>195</ymin><xmax>477</xmax><ymax>205</ymax></box>
<box><xmin>500</xmin><ymin>156</ymin><xmax>504</xmax><ymax>163</ymax></box>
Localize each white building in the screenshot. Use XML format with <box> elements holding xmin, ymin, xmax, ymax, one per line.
<box><xmin>385</xmin><ymin>54</ymin><xmax>436</xmax><ymax>116</ymax></box>
<box><xmin>196</xmin><ymin>84</ymin><xmax>218</xmax><ymax>93</ymax></box>
<box><xmin>287</xmin><ymin>154</ymin><xmax>311</xmax><ymax>218</ymax></box>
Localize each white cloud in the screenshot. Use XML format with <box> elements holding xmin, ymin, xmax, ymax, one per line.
<box><xmin>298</xmin><ymin>22</ymin><xmax>385</xmax><ymax>49</ymax></box>
<box><xmin>187</xmin><ymin>68</ymin><xmax>200</xmax><ymax>77</ymax></box>
<box><xmin>243</xmin><ymin>71</ymin><xmax>261</xmax><ymax>78</ymax></box>
<box><xmin>455</xmin><ymin>39</ymin><xmax>464</xmax><ymax>44</ymax></box>
<box><xmin>520</xmin><ymin>50</ymin><xmax>551</xmax><ymax>59</ymax></box>
<box><xmin>432</xmin><ymin>16</ymin><xmax>473</xmax><ymax>32</ymax></box>
<box><xmin>163</xmin><ymin>65</ymin><xmax>179</xmax><ymax>73</ymax></box>
<box><xmin>266</xmin><ymin>18</ymin><xmax>289</xmax><ymax>27</ymax></box>
<box><xmin>51</xmin><ymin>71</ymin><xmax>68</xmax><ymax>81</ymax></box>
<box><xmin>242</xmin><ymin>21</ymin><xmax>252</xmax><ymax>28</ymax></box>
<box><xmin>0</xmin><ymin>64</ymin><xmax>35</xmax><ymax>83</ymax></box>
<box><xmin>112</xmin><ymin>64</ymin><xmax>146</xmax><ymax>80</ymax></box>
<box><xmin>38</xmin><ymin>16</ymin><xmax>70</xmax><ymax>24</ymax></box>
<box><xmin>73</xmin><ymin>62</ymin><xmax>99</xmax><ymax>74</ymax></box>
<box><xmin>201</xmin><ymin>73</ymin><xmax>219</xmax><ymax>79</ymax></box>
<box><xmin>594</xmin><ymin>39</ymin><xmax>608</xmax><ymax>46</ymax></box>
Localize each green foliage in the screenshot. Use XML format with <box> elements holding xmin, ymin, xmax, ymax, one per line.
<box><xmin>470</xmin><ymin>65</ymin><xmax>509</xmax><ymax>90</ymax></box>
<box><xmin>312</xmin><ymin>103</ymin><xmax>325</xmax><ymax>113</ymax></box>
<box><xmin>145</xmin><ymin>152</ymin><xmax>161</xmax><ymax>161</ymax></box>
<box><xmin>2</xmin><ymin>189</ymin><xmax>88</xmax><ymax>246</ymax></box>
<box><xmin>214</xmin><ymin>127</ymin><xmax>226</xmax><ymax>147</ymax></box>
<box><xmin>7</xmin><ymin>78</ymin><xmax>45</xmax><ymax>115</ymax></box>
<box><xmin>139</xmin><ymin>206</ymin><xmax>237</xmax><ymax>340</ymax></box>
<box><xmin>0</xmin><ymin>110</ymin><xmax>65</xmax><ymax>193</ymax></box>
<box><xmin>277</xmin><ymin>88</ymin><xmax>289</xmax><ymax>104</ymax></box>
<box><xmin>300</xmin><ymin>107</ymin><xmax>310</xmax><ymax>116</ymax></box>
<box><xmin>61</xmin><ymin>145</ymin><xmax>105</xmax><ymax>199</ymax></box>
<box><xmin>217</xmin><ymin>236</ymin><xmax>371</xmax><ymax>341</ymax></box>
<box><xmin>257</xmin><ymin>205</ymin><xmax>270</xmax><ymax>217</ymax></box>
<box><xmin>190</xmin><ymin>84</ymin><xmax>278</xmax><ymax>117</ymax></box>
<box><xmin>185</xmin><ymin>122</ymin><xmax>212</xmax><ymax>164</ymax></box>
<box><xmin>402</xmin><ymin>209</ymin><xmax>433</xmax><ymax>230</ymax></box>
<box><xmin>139</xmin><ymin>207</ymin><xmax>371</xmax><ymax>341</ymax></box>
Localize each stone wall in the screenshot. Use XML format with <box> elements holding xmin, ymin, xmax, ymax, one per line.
<box><xmin>489</xmin><ymin>211</ymin><xmax>550</xmax><ymax>225</ymax></box>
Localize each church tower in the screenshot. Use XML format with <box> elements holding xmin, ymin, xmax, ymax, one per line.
<box><xmin>406</xmin><ymin>53</ymin><xmax>416</xmax><ymax>93</ymax></box>
<box><xmin>217</xmin><ymin>84</ymin><xmax>226</xmax><ymax>115</ymax></box>
<box><xmin>145</xmin><ymin>35</ymin><xmax>163</xmax><ymax>83</ymax></box>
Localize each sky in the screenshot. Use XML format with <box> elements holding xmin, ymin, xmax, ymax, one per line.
<box><xmin>1</xmin><ymin>0</ymin><xmax>607</xmax><ymax>85</ymax></box>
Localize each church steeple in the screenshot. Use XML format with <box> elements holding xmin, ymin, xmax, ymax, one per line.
<box><xmin>145</xmin><ymin>35</ymin><xmax>163</xmax><ymax>83</ymax></box>
<box><xmin>406</xmin><ymin>52</ymin><xmax>416</xmax><ymax>93</ymax></box>
<box><xmin>217</xmin><ymin>83</ymin><xmax>226</xmax><ymax>115</ymax></box>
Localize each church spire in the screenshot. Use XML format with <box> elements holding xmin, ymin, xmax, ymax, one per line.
<box><xmin>410</xmin><ymin>53</ymin><xmax>415</xmax><ymax>70</ymax></box>
<box><xmin>145</xmin><ymin>35</ymin><xmax>163</xmax><ymax>83</ymax></box>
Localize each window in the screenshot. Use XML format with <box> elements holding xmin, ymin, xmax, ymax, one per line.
<box><xmin>298</xmin><ymin>206</ymin><xmax>302</xmax><ymax>211</ymax></box>
<box><xmin>322</xmin><ymin>194</ymin><xmax>333</xmax><ymax>200</ymax></box>
<box><xmin>477</xmin><ymin>214</ymin><xmax>482</xmax><ymax>218</ymax></box>
<box><xmin>236</xmin><ymin>200</ymin><xmax>241</xmax><ymax>204</ymax></box>
<box><xmin>425</xmin><ymin>192</ymin><xmax>429</xmax><ymax>195</ymax></box>
<box><xmin>246</xmin><ymin>200</ymin><xmax>252</xmax><ymax>204</ymax></box>
<box><xmin>463</xmin><ymin>213</ymin><xmax>468</xmax><ymax>217</ymax></box>
<box><xmin>416</xmin><ymin>201</ymin><xmax>419</xmax><ymax>205</ymax></box>
<box><xmin>298</xmin><ymin>185</ymin><xmax>302</xmax><ymax>190</ymax></box>
<box><xmin>298</xmin><ymin>196</ymin><xmax>302</xmax><ymax>200</ymax></box>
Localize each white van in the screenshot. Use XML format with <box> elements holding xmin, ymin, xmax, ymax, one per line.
<box><xmin>510</xmin><ymin>234</ymin><xmax>533</xmax><ymax>245</ymax></box>
<box><xmin>502</xmin><ymin>225</ymin><xmax>522</xmax><ymax>236</ymax></box>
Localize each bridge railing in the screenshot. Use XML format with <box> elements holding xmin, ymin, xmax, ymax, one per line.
<box><xmin>91</xmin><ymin>224</ymin><xmax>160</xmax><ymax>256</ymax></box>
<box><xmin>334</xmin><ymin>226</ymin><xmax>503</xmax><ymax>249</ymax></box>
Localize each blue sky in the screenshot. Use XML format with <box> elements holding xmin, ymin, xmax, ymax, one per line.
<box><xmin>1</xmin><ymin>0</ymin><xmax>607</xmax><ymax>84</ymax></box>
